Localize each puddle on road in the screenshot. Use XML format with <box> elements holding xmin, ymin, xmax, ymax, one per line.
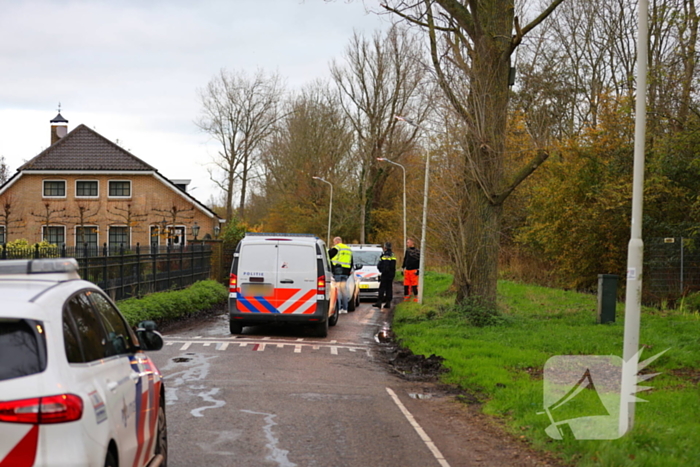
<box><xmin>374</xmin><ymin>324</ymin><xmax>394</xmax><ymax>344</ymax></box>
<box><xmin>172</xmin><ymin>357</ymin><xmax>192</xmax><ymax>363</ymax></box>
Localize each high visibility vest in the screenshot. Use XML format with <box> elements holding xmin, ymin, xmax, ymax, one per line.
<box><xmin>331</xmin><ymin>243</ymin><xmax>353</xmax><ymax>268</ymax></box>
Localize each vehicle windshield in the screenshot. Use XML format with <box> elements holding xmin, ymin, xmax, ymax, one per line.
<box><xmin>0</xmin><ymin>318</ymin><xmax>47</xmax><ymax>381</ymax></box>
<box><xmin>352</xmin><ymin>250</ymin><xmax>381</xmax><ymax>266</ymax></box>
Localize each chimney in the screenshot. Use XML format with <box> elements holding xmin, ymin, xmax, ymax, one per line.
<box><xmin>50</xmin><ymin>111</ymin><xmax>69</xmax><ymax>145</ymax></box>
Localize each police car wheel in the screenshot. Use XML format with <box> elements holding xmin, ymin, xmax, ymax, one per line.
<box><xmin>229</xmin><ymin>321</ymin><xmax>243</xmax><ymax>335</ymax></box>
<box><xmin>329</xmin><ymin>307</ymin><xmax>339</xmax><ymax>327</ymax></box>
<box><xmin>155</xmin><ymin>401</ymin><xmax>168</xmax><ymax>467</ymax></box>
<box><xmin>104</xmin><ymin>450</ymin><xmax>117</xmax><ymax>467</ymax></box>
<box><xmin>347</xmin><ymin>295</ymin><xmax>356</xmax><ymax>312</ymax></box>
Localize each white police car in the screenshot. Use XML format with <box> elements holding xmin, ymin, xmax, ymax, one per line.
<box><xmin>0</xmin><ymin>258</ymin><xmax>167</xmax><ymax>467</ymax></box>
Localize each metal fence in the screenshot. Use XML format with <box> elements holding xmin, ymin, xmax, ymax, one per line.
<box><xmin>0</xmin><ymin>243</ymin><xmax>212</xmax><ymax>301</ymax></box>
<box><xmin>646</xmin><ymin>237</ymin><xmax>700</xmax><ymax>305</ymax></box>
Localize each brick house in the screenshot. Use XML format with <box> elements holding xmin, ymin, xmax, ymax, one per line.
<box><xmin>0</xmin><ymin>113</ymin><xmax>223</xmax><ymax>251</ymax></box>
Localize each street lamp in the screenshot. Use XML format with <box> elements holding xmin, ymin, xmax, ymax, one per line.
<box><xmin>377</xmin><ymin>157</ymin><xmax>406</xmax><ymax>256</ymax></box>
<box><xmin>395</xmin><ymin>115</ymin><xmax>430</xmax><ymax>305</ymax></box>
<box><xmin>620</xmin><ymin>0</ymin><xmax>649</xmax><ymax>434</ymax></box>
<box><xmin>312</xmin><ymin>176</ymin><xmax>333</xmax><ymax>246</ymax></box>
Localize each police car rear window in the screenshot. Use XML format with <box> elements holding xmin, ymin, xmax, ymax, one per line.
<box><xmin>352</xmin><ymin>250</ymin><xmax>381</xmax><ymax>265</ymax></box>
<box><xmin>0</xmin><ymin>319</ymin><xmax>47</xmax><ymax>381</ymax></box>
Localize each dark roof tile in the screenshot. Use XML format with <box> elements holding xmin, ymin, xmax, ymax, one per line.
<box><xmin>20</xmin><ymin>124</ymin><xmax>156</xmax><ymax>171</ymax></box>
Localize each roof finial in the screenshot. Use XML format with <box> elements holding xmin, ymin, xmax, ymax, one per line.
<box><xmin>57</xmin><ymin>102</ymin><xmax>61</xmax><ymax>113</ymax></box>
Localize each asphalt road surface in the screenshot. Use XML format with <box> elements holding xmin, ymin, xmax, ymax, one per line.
<box><xmin>149</xmin><ymin>300</ymin><xmax>557</xmax><ymax>467</ymax></box>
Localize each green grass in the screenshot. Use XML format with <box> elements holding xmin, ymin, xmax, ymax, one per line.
<box><xmin>393</xmin><ymin>273</ymin><xmax>700</xmax><ymax>466</ymax></box>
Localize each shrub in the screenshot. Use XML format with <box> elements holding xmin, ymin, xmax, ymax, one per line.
<box><xmin>451</xmin><ymin>296</ymin><xmax>505</xmax><ymax>327</ymax></box>
<box><xmin>117</xmin><ymin>280</ymin><xmax>227</xmax><ymax>326</ymax></box>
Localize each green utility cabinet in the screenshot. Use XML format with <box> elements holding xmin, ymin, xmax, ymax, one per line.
<box><xmin>597</xmin><ymin>274</ymin><xmax>619</xmax><ymax>324</ymax></box>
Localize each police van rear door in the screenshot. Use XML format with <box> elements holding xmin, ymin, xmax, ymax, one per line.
<box><xmin>275</xmin><ymin>241</ymin><xmax>318</xmax><ymax>314</ymax></box>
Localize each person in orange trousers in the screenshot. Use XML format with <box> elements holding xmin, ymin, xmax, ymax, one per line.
<box><xmin>402</xmin><ymin>238</ymin><xmax>420</xmax><ymax>301</ymax></box>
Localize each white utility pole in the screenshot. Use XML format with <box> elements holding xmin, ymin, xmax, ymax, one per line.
<box><xmin>620</xmin><ymin>0</ymin><xmax>648</xmax><ymax>434</ymax></box>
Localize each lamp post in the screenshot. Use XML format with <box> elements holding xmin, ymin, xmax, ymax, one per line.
<box><xmin>395</xmin><ymin>115</ymin><xmax>430</xmax><ymax>305</ymax></box>
<box><xmin>377</xmin><ymin>157</ymin><xmax>406</xmax><ymax>255</ymax></box>
<box><xmin>312</xmin><ymin>176</ymin><xmax>333</xmax><ymax>246</ymax></box>
<box><xmin>192</xmin><ymin>221</ymin><xmax>200</xmax><ymax>241</ymax></box>
<box><xmin>620</xmin><ymin>0</ymin><xmax>649</xmax><ymax>434</ymax></box>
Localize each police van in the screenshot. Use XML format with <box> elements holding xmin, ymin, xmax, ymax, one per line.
<box><xmin>228</xmin><ymin>233</ymin><xmax>339</xmax><ymax>337</ymax></box>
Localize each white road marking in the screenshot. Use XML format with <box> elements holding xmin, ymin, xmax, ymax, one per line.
<box><xmin>163</xmin><ymin>338</ymin><xmax>368</xmax><ymax>356</ymax></box>
<box><xmin>386</xmin><ymin>387</ymin><xmax>451</xmax><ymax>467</ymax></box>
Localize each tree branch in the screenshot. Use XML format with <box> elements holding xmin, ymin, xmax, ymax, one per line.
<box><xmin>511</xmin><ymin>0</ymin><xmax>566</xmax><ymax>53</ymax></box>
<box><xmin>491</xmin><ymin>149</ymin><xmax>550</xmax><ymax>205</ymax></box>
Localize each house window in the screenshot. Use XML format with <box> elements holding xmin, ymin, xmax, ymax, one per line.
<box><xmin>109</xmin><ymin>226</ymin><xmax>129</xmax><ymax>251</ymax></box>
<box><xmin>108</xmin><ymin>181</ymin><xmax>131</xmax><ymax>197</ymax></box>
<box><xmin>0</xmin><ymin>226</ymin><xmax>4</xmax><ymax>244</ymax></box>
<box><xmin>43</xmin><ymin>226</ymin><xmax>65</xmax><ymax>245</ymax></box>
<box><xmin>43</xmin><ymin>180</ymin><xmax>66</xmax><ymax>197</ymax></box>
<box><xmin>75</xmin><ymin>226</ymin><xmax>98</xmax><ymax>253</ymax></box>
<box><xmin>150</xmin><ymin>225</ymin><xmax>161</xmax><ymax>248</ymax></box>
<box><xmin>76</xmin><ymin>180</ymin><xmax>98</xmax><ymax>197</ymax></box>
<box><xmin>167</xmin><ymin>226</ymin><xmax>185</xmax><ymax>247</ymax></box>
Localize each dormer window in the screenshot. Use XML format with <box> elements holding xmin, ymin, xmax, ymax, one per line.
<box><xmin>43</xmin><ymin>180</ymin><xmax>66</xmax><ymax>198</ymax></box>
<box><xmin>108</xmin><ymin>180</ymin><xmax>131</xmax><ymax>198</ymax></box>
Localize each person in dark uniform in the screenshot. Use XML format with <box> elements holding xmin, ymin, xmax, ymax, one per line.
<box><xmin>373</xmin><ymin>242</ymin><xmax>397</xmax><ymax>309</ymax></box>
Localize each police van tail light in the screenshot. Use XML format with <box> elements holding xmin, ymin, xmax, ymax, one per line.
<box><xmin>229</xmin><ymin>273</ymin><xmax>238</xmax><ymax>293</ymax></box>
<box><xmin>317</xmin><ymin>275</ymin><xmax>326</xmax><ymax>294</ymax></box>
<box><xmin>0</xmin><ymin>394</ymin><xmax>83</xmax><ymax>424</ymax></box>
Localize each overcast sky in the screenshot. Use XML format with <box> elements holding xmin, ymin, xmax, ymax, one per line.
<box><xmin>0</xmin><ymin>0</ymin><xmax>391</xmax><ymax>204</ymax></box>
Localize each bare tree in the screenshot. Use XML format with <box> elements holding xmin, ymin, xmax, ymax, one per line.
<box><xmin>30</xmin><ymin>202</ymin><xmax>67</xmax><ymax>243</ymax></box>
<box><xmin>73</xmin><ymin>202</ymin><xmax>101</xmax><ymax>248</ymax></box>
<box><xmin>331</xmin><ymin>25</ymin><xmax>430</xmax><ymax>242</ymax></box>
<box><xmin>107</xmin><ymin>203</ymin><xmax>148</xmax><ymax>233</ymax></box>
<box><xmin>0</xmin><ymin>195</ymin><xmax>24</xmax><ymax>242</ymax></box>
<box><xmin>197</xmin><ymin>69</ymin><xmax>284</xmax><ymax>221</ymax></box>
<box><xmin>151</xmin><ymin>204</ymin><xmax>195</xmax><ymax>245</ymax></box>
<box><xmin>0</xmin><ymin>156</ymin><xmax>9</xmax><ymax>185</ymax></box>
<box><xmin>381</xmin><ymin>0</ymin><xmax>565</xmax><ymax>306</ymax></box>
<box><xmin>259</xmin><ymin>82</ymin><xmax>355</xmax><ymax>235</ymax></box>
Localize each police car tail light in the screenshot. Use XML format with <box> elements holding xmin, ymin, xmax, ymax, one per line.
<box><xmin>229</xmin><ymin>273</ymin><xmax>238</xmax><ymax>293</ymax></box>
<box><xmin>0</xmin><ymin>394</ymin><xmax>83</xmax><ymax>424</ymax></box>
<box><xmin>317</xmin><ymin>275</ymin><xmax>326</xmax><ymax>294</ymax></box>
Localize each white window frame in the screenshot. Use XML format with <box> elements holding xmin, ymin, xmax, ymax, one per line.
<box><xmin>108</xmin><ymin>225</ymin><xmax>131</xmax><ymax>251</ymax></box>
<box><xmin>0</xmin><ymin>225</ymin><xmax>5</xmax><ymax>244</ymax></box>
<box><xmin>42</xmin><ymin>225</ymin><xmax>66</xmax><ymax>245</ymax></box>
<box><xmin>74</xmin><ymin>225</ymin><xmax>99</xmax><ymax>248</ymax></box>
<box><xmin>167</xmin><ymin>225</ymin><xmax>186</xmax><ymax>247</ymax></box>
<box><xmin>42</xmin><ymin>180</ymin><xmax>67</xmax><ymax>199</ymax></box>
<box><xmin>108</xmin><ymin>180</ymin><xmax>132</xmax><ymax>199</ymax></box>
<box><xmin>149</xmin><ymin>225</ymin><xmax>161</xmax><ymax>247</ymax></box>
<box><xmin>75</xmin><ymin>180</ymin><xmax>99</xmax><ymax>199</ymax></box>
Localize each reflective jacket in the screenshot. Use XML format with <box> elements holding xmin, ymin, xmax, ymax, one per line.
<box><xmin>330</xmin><ymin>243</ymin><xmax>353</xmax><ymax>275</ymax></box>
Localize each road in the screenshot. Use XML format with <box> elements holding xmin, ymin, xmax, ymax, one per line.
<box><xmin>149</xmin><ymin>301</ymin><xmax>556</xmax><ymax>467</ymax></box>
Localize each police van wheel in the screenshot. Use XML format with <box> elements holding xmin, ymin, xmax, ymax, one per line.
<box><xmin>314</xmin><ymin>319</ymin><xmax>328</xmax><ymax>338</ymax></box>
<box><xmin>104</xmin><ymin>450</ymin><xmax>117</xmax><ymax>467</ymax></box>
<box><xmin>229</xmin><ymin>321</ymin><xmax>243</xmax><ymax>335</ymax></box>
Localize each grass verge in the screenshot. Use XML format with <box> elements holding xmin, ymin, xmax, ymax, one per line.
<box><xmin>392</xmin><ymin>272</ymin><xmax>700</xmax><ymax>466</ymax></box>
